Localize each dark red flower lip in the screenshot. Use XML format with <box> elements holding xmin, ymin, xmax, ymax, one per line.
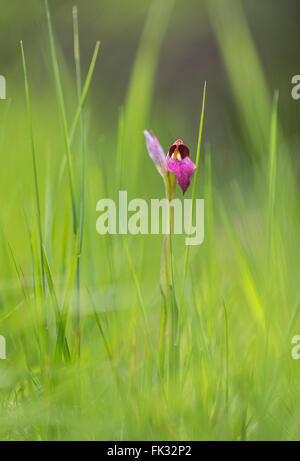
<box><xmin>168</xmin><ymin>139</ymin><xmax>190</xmax><ymax>160</ymax></box>
<box><xmin>167</xmin><ymin>139</ymin><xmax>195</xmax><ymax>194</ymax></box>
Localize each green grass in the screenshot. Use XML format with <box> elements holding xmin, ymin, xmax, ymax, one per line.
<box><xmin>0</xmin><ymin>0</ymin><xmax>300</xmax><ymax>441</ymax></box>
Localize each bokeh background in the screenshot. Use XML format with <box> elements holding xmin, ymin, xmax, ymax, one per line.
<box><xmin>1</xmin><ymin>0</ymin><xmax>300</xmax><ymax>441</ymax></box>
<box><xmin>1</xmin><ymin>0</ymin><xmax>300</xmax><ymax>257</ymax></box>
<box><xmin>1</xmin><ymin>0</ymin><xmax>300</xmax><ymax>167</ymax></box>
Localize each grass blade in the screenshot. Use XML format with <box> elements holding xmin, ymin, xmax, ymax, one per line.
<box><xmin>72</xmin><ymin>5</ymin><xmax>85</xmax><ymax>361</ymax></box>
<box><xmin>20</xmin><ymin>40</ymin><xmax>45</xmax><ymax>291</ymax></box>
<box><xmin>42</xmin><ymin>246</ymin><xmax>71</xmax><ymax>362</ymax></box>
<box><xmin>183</xmin><ymin>81</ymin><xmax>207</xmax><ymax>280</ymax></box>
<box><xmin>44</xmin><ymin>0</ymin><xmax>77</xmax><ymax>234</ymax></box>
<box><xmin>266</xmin><ymin>90</ymin><xmax>279</xmax><ymax>263</ymax></box>
<box><xmin>55</xmin><ymin>238</ymin><xmax>79</xmax><ymax>364</ymax></box>
<box><xmin>69</xmin><ymin>39</ymin><xmax>101</xmax><ymax>145</ymax></box>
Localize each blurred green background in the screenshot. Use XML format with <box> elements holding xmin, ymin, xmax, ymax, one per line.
<box><xmin>1</xmin><ymin>0</ymin><xmax>300</xmax><ymax>257</ymax></box>
<box><xmin>1</xmin><ymin>0</ymin><xmax>300</xmax><ymax>441</ymax></box>
<box><xmin>2</xmin><ymin>0</ymin><xmax>300</xmax><ymax>164</ymax></box>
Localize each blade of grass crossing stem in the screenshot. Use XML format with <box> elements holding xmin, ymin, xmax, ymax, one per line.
<box><xmin>42</xmin><ymin>246</ymin><xmax>71</xmax><ymax>362</ymax></box>
<box><xmin>184</xmin><ymin>81</ymin><xmax>206</xmax><ymax>281</ymax></box>
<box><xmin>22</xmin><ymin>210</ymin><xmax>48</xmax><ymax>359</ymax></box>
<box><xmin>69</xmin><ymin>40</ymin><xmax>101</xmax><ymax>145</ymax></box>
<box><xmin>30</xmin><ymin>224</ymin><xmax>43</xmax><ymax>306</ymax></box>
<box><xmin>42</xmin><ymin>246</ymin><xmax>61</xmax><ymax>325</ymax></box>
<box><xmin>32</xmin><ymin>224</ymin><xmax>50</xmax><ymax>364</ymax></box>
<box><xmin>55</xmin><ymin>238</ymin><xmax>79</xmax><ymax>365</ymax></box>
<box><xmin>57</xmin><ymin>40</ymin><xmax>100</xmax><ymax>201</ymax></box>
<box><xmin>44</xmin><ymin>0</ymin><xmax>77</xmax><ymax>234</ymax></box>
<box><xmin>266</xmin><ymin>90</ymin><xmax>279</xmax><ymax>265</ymax></box>
<box><xmin>20</xmin><ymin>41</ymin><xmax>45</xmax><ymax>292</ymax></box>
<box><xmin>73</xmin><ymin>5</ymin><xmax>85</xmax><ymax>361</ymax></box>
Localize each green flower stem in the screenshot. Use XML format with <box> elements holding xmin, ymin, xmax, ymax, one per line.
<box><xmin>159</xmin><ymin>173</ymin><xmax>179</xmax><ymax>384</ymax></box>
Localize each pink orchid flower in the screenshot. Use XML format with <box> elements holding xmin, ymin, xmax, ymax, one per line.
<box><xmin>144</xmin><ymin>131</ymin><xmax>196</xmax><ymax>194</ymax></box>
<box><xmin>167</xmin><ymin>139</ymin><xmax>196</xmax><ymax>194</ymax></box>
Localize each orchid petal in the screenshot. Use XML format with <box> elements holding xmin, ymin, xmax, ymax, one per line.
<box><xmin>144</xmin><ymin>130</ymin><xmax>168</xmax><ymax>177</ymax></box>
<box><xmin>167</xmin><ymin>156</ymin><xmax>196</xmax><ymax>194</ymax></box>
